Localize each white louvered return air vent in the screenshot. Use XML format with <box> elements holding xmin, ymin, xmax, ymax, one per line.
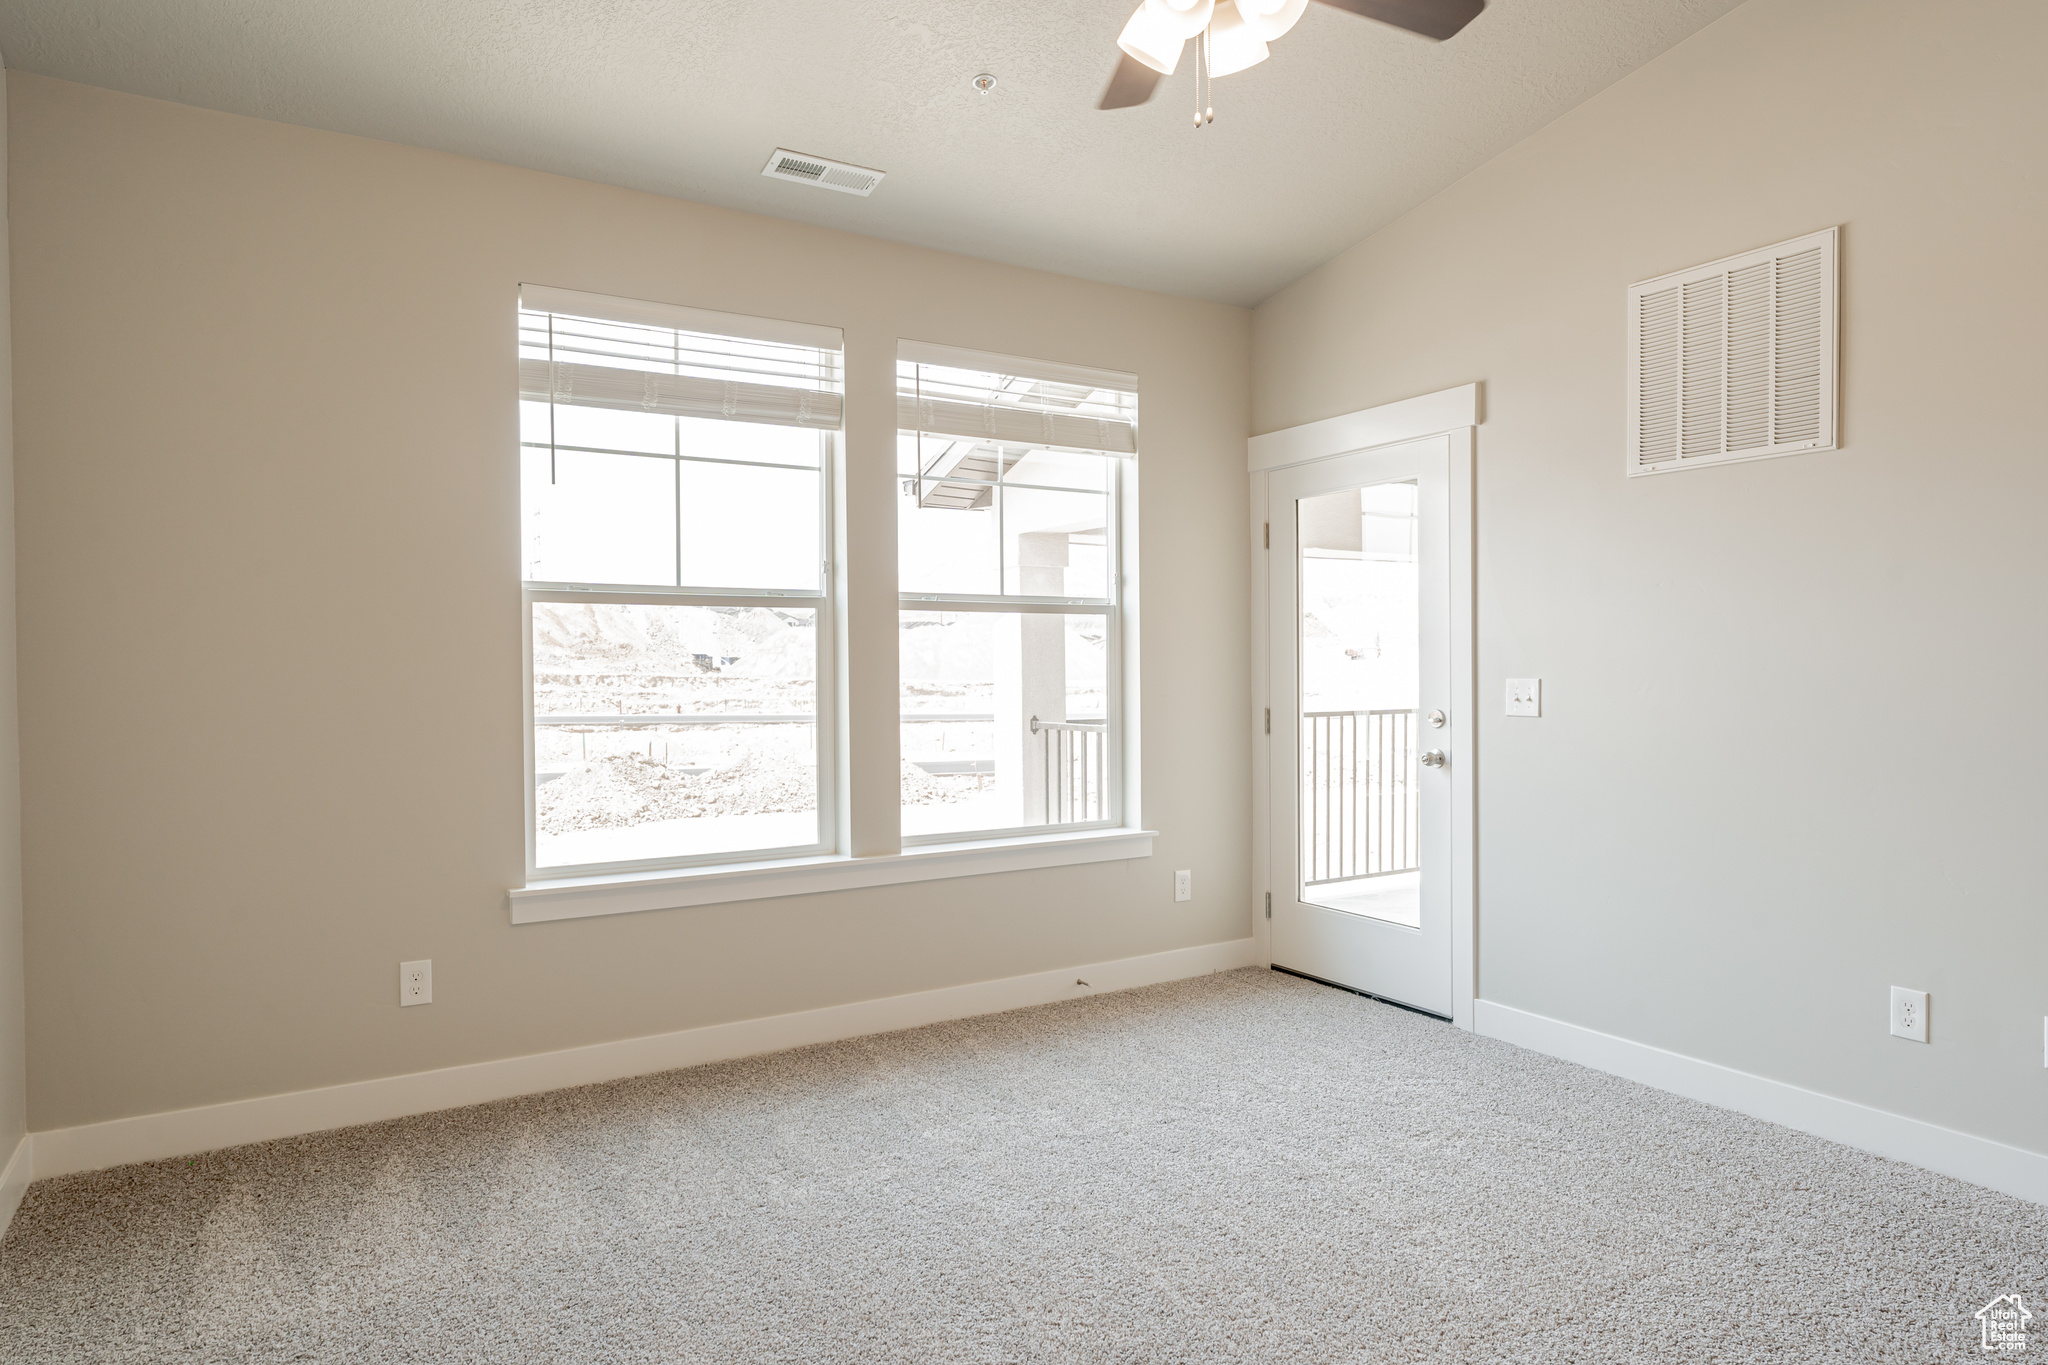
<box><xmin>1627</xmin><ymin>227</ymin><xmax>1837</xmax><ymax>476</ymax></box>
<box><xmin>761</xmin><ymin>148</ymin><xmax>886</xmax><ymax>197</ymax></box>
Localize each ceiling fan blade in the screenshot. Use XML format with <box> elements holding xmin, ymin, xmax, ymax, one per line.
<box><xmin>1098</xmin><ymin>53</ymin><xmax>1163</xmax><ymax>110</ymax></box>
<box><xmin>1311</xmin><ymin>0</ymin><xmax>1484</xmax><ymax>41</ymax></box>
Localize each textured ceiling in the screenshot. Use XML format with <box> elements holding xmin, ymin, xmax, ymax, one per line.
<box><xmin>0</xmin><ymin>0</ymin><xmax>1743</xmax><ymax>304</ymax></box>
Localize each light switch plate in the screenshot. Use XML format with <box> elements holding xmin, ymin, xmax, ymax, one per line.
<box><xmin>1890</xmin><ymin>986</ymin><xmax>1927</xmax><ymax>1043</ymax></box>
<box><xmin>1506</xmin><ymin>678</ymin><xmax>1541</xmax><ymax>717</ymax></box>
<box><xmin>401</xmin><ymin>959</ymin><xmax>432</xmax><ymax>1007</ymax></box>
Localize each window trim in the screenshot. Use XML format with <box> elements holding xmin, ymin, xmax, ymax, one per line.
<box><xmin>510</xmin><ymin>825</ymin><xmax>1158</xmax><ymax>924</ymax></box>
<box><xmin>508</xmin><ymin>316</ymin><xmax>1151</xmax><ymax>919</ymax></box>
<box><xmin>897</xmin><ymin>456</ymin><xmax>1126</xmax><ymax>846</ymax></box>
<box><xmin>522</xmin><ymin>430</ymin><xmax>840</xmax><ymax>883</ymax></box>
<box><xmin>522</xmin><ymin>283</ymin><xmax>844</xmax><ymax>353</ymax></box>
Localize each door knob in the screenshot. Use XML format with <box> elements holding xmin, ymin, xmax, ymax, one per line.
<box><xmin>1420</xmin><ymin>749</ymin><xmax>1447</xmax><ymax>769</ymax></box>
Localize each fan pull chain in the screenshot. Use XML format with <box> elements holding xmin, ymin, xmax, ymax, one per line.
<box><xmin>1204</xmin><ymin>29</ymin><xmax>1214</xmax><ymax>125</ymax></box>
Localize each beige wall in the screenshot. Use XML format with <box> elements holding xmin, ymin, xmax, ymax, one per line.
<box><xmin>1255</xmin><ymin>0</ymin><xmax>2047</xmax><ymax>1151</ymax></box>
<box><xmin>0</xmin><ymin>64</ymin><xmax>26</xmax><ymax>1165</ymax></box>
<box><xmin>8</xmin><ymin>74</ymin><xmax>1252</xmax><ymax>1132</ymax></box>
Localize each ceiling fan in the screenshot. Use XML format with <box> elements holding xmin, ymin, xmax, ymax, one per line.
<box><xmin>1099</xmin><ymin>0</ymin><xmax>1484</xmax><ymax>118</ymax></box>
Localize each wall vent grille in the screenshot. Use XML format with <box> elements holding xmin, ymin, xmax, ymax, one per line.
<box><xmin>761</xmin><ymin>149</ymin><xmax>886</xmax><ymax>197</ymax></box>
<box><xmin>1627</xmin><ymin>227</ymin><xmax>1837</xmax><ymax>476</ymax></box>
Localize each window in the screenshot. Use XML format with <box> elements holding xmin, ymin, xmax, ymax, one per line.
<box><xmin>519</xmin><ymin>285</ymin><xmax>842</xmax><ymax>877</ymax></box>
<box><xmin>896</xmin><ymin>343</ymin><xmax>1135</xmax><ymax>842</ymax></box>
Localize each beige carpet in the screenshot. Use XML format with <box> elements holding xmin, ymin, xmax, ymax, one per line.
<box><xmin>2</xmin><ymin>967</ymin><xmax>2041</xmax><ymax>1362</ymax></box>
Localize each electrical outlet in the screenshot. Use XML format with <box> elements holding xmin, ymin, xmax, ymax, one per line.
<box><xmin>1889</xmin><ymin>986</ymin><xmax>1927</xmax><ymax>1043</ymax></box>
<box><xmin>1506</xmin><ymin>678</ymin><xmax>1541</xmax><ymax>717</ymax></box>
<box><xmin>1174</xmin><ymin>869</ymin><xmax>1192</xmax><ymax>902</ymax></box>
<box><xmin>400</xmin><ymin>960</ymin><xmax>433</xmax><ymax>1007</ymax></box>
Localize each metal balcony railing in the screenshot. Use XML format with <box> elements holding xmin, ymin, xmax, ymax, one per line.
<box><xmin>1032</xmin><ymin>716</ymin><xmax>1107</xmax><ymax>825</ymax></box>
<box><xmin>1302</xmin><ymin>709</ymin><xmax>1417</xmax><ymax>886</ymax></box>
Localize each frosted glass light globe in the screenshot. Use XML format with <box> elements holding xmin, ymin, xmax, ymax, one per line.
<box><xmin>1206</xmin><ymin>0</ymin><xmax>1271</xmax><ymax>76</ymax></box>
<box><xmin>1117</xmin><ymin>1</ymin><xmax>1189</xmax><ymax>74</ymax></box>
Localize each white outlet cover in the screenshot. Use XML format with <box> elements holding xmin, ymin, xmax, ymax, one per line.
<box><xmin>1174</xmin><ymin>870</ymin><xmax>1192</xmax><ymax>903</ymax></box>
<box><xmin>401</xmin><ymin>959</ymin><xmax>433</xmax><ymax>1007</ymax></box>
<box><xmin>1505</xmin><ymin>678</ymin><xmax>1541</xmax><ymax>717</ymax></box>
<box><xmin>1889</xmin><ymin>985</ymin><xmax>1927</xmax><ymax>1043</ymax></box>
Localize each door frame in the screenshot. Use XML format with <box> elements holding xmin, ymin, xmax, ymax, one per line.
<box><xmin>1248</xmin><ymin>384</ymin><xmax>1479</xmax><ymax>1029</ymax></box>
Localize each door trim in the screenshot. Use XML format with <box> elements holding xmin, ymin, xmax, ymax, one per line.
<box><xmin>1248</xmin><ymin>386</ymin><xmax>1479</xmax><ymax>1029</ymax></box>
<box><xmin>1247</xmin><ymin>383</ymin><xmax>1481</xmax><ymax>472</ymax></box>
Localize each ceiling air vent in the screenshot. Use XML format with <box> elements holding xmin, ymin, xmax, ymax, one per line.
<box><xmin>761</xmin><ymin>149</ymin><xmax>886</xmax><ymax>197</ymax></box>
<box><xmin>1626</xmin><ymin>227</ymin><xmax>1838</xmax><ymax>476</ymax></box>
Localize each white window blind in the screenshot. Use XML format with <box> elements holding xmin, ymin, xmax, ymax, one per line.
<box><xmin>1626</xmin><ymin>227</ymin><xmax>1837</xmax><ymax>476</ymax></box>
<box><xmin>519</xmin><ymin>284</ymin><xmax>843</xmax><ymax>431</ymax></box>
<box><xmin>897</xmin><ymin>343</ymin><xmax>1137</xmax><ymax>457</ymax></box>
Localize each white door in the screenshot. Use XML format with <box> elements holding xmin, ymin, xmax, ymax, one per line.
<box><xmin>1269</xmin><ymin>437</ymin><xmax>1452</xmax><ymax>1016</ymax></box>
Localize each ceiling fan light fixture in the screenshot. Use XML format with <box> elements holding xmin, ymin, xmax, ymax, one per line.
<box><xmin>1117</xmin><ymin>2</ymin><xmax>1187</xmax><ymax>75</ymax></box>
<box><xmin>1143</xmin><ymin>0</ymin><xmax>1217</xmax><ymax>40</ymax></box>
<box><xmin>1205</xmin><ymin>0</ymin><xmax>1270</xmax><ymax>77</ymax></box>
<box><xmin>1243</xmin><ymin>0</ymin><xmax>1308</xmax><ymax>42</ymax></box>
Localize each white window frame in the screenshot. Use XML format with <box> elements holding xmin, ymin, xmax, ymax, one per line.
<box><xmin>507</xmin><ymin>327</ymin><xmax>1158</xmax><ymax>924</ymax></box>
<box><xmin>896</xmin><ymin>344</ymin><xmax>1133</xmax><ymax>847</ymax></box>
<box><xmin>897</xmin><ymin>477</ymin><xmax>1126</xmax><ymax>847</ymax></box>
<box><xmin>519</xmin><ymin>290</ymin><xmax>841</xmax><ymax>883</ymax></box>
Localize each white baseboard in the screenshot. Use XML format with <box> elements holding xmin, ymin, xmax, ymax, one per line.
<box><xmin>0</xmin><ymin>1131</ymin><xmax>29</xmax><ymax>1242</ymax></box>
<box><xmin>30</xmin><ymin>938</ymin><xmax>1258</xmax><ymax>1181</ymax></box>
<box><xmin>1475</xmin><ymin>999</ymin><xmax>2048</xmax><ymax>1207</ymax></box>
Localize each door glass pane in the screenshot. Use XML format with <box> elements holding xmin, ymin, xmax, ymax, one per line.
<box><xmin>1298</xmin><ymin>481</ymin><xmax>1420</xmax><ymax>925</ymax></box>
<box><xmin>533</xmin><ymin>601</ymin><xmax>819</xmax><ymax>869</ymax></box>
<box><xmin>900</xmin><ymin>610</ymin><xmax>1109</xmax><ymax>837</ymax></box>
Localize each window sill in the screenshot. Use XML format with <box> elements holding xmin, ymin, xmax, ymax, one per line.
<box><xmin>509</xmin><ymin>827</ymin><xmax>1157</xmax><ymax>925</ymax></box>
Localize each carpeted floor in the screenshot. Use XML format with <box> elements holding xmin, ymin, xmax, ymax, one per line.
<box><xmin>1</xmin><ymin>967</ymin><xmax>2041</xmax><ymax>1362</ymax></box>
